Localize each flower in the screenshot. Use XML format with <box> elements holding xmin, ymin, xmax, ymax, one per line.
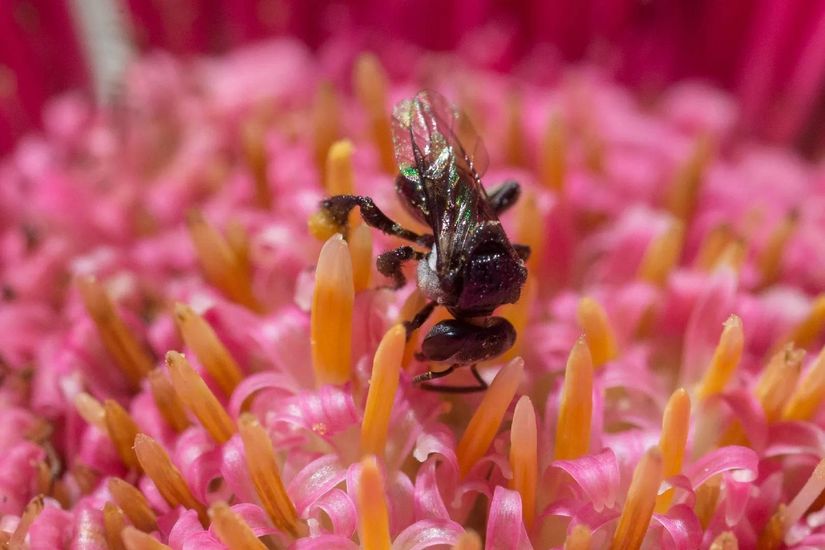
<box><xmin>3</xmin><ymin>30</ymin><xmax>825</xmax><ymax>550</ymax></box>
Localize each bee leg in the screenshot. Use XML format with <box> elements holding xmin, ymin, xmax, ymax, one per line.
<box><xmin>414</xmin><ymin>364</ymin><xmax>488</xmax><ymax>393</ymax></box>
<box><xmin>376</xmin><ymin>246</ymin><xmax>427</xmax><ymax>289</ymax></box>
<box><xmin>487</xmin><ymin>180</ymin><xmax>521</xmax><ymax>216</ymax></box>
<box><xmin>403</xmin><ymin>300</ymin><xmax>437</xmax><ymax>339</ymax></box>
<box><xmin>320</xmin><ymin>195</ymin><xmax>433</xmax><ymax>246</ymax></box>
<box><xmin>513</xmin><ymin>244</ymin><xmax>531</xmax><ymax>261</ymax></box>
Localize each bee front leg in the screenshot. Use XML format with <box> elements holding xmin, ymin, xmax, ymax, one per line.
<box><xmin>487</xmin><ymin>180</ymin><xmax>521</xmax><ymax>216</ymax></box>
<box><xmin>376</xmin><ymin>246</ymin><xmax>426</xmax><ymax>289</ymax></box>
<box><xmin>320</xmin><ymin>195</ymin><xmax>433</xmax><ymax>246</ymax></box>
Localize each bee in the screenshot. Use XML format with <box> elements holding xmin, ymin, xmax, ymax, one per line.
<box><xmin>319</xmin><ymin>90</ymin><xmax>529</xmax><ymax>392</ymax></box>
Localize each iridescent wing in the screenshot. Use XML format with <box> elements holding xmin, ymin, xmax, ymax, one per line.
<box><xmin>391</xmin><ymin>90</ymin><xmax>495</xmax><ymax>276</ymax></box>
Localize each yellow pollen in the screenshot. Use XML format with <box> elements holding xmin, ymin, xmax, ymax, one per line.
<box><xmin>148</xmin><ymin>368</ymin><xmax>190</xmax><ymax>432</ymax></box>
<box><xmin>241</xmin><ymin>118</ymin><xmax>272</xmax><ymax>209</ymax></box>
<box><xmin>398</xmin><ymin>289</ymin><xmax>427</xmax><ymax>370</ymax></box>
<box><xmin>539</xmin><ymin>113</ymin><xmax>567</xmax><ymax>192</ymax></box>
<box><xmin>312</xmin><ymin>82</ymin><xmax>341</xmax><ymax>174</ymax></box>
<box><xmin>710</xmin><ymin>531</ymin><xmax>739</xmax><ymax>550</ymax></box>
<box><xmin>457</xmin><ymin>358</ymin><xmax>524</xmax><ymax>477</ymax></box>
<box><xmin>74</xmin><ymin>392</ymin><xmax>106</xmax><ymax>431</ymax></box>
<box><xmin>757</xmin><ymin>211</ymin><xmax>799</xmax><ymax>287</ymax></box>
<box><xmin>779</xmin><ymin>294</ymin><xmax>825</xmax><ymax>351</ymax></box>
<box><xmin>451</xmin><ymin>530</ymin><xmax>482</xmax><ymax>550</ymax></box>
<box><xmin>9</xmin><ymin>495</ymin><xmax>44</xmax><ymax>549</ymax></box>
<box><xmin>103</xmin><ymin>502</ymin><xmax>127</xmax><ymax>550</ymax></box>
<box><xmin>311</xmin><ymin>234</ymin><xmax>354</xmax><ymax>386</ymax></box>
<box><xmin>509</xmin><ymin>395</ymin><xmax>538</xmax><ymax>528</ymax></box>
<box><xmin>695</xmin><ymin>315</ymin><xmax>744</xmax><ymax>399</ymax></box>
<box><xmin>555</xmin><ymin>337</ymin><xmax>594</xmax><ymax>460</ymax></box>
<box><xmin>496</xmin><ymin>276</ymin><xmax>536</xmax><ymax>363</ymax></box>
<box><xmin>103</xmin><ymin>399</ymin><xmax>142</xmax><ymax>470</ymax></box>
<box><xmin>576</xmin><ymin>296</ymin><xmax>618</xmax><ymax>367</ymax></box>
<box><xmin>655</xmin><ymin>388</ymin><xmax>691</xmax><ymax>513</ymax></box>
<box><xmin>121</xmin><ymin>527</ymin><xmax>172</xmax><ymax>550</ymax></box>
<box><xmin>665</xmin><ymin>135</ymin><xmax>712</xmax><ymax>222</ymax></box>
<box><xmin>564</xmin><ymin>524</ymin><xmax>593</xmax><ymax>550</ymax></box>
<box><xmin>133</xmin><ymin>434</ymin><xmax>208</xmax><ymax>525</ymax></box>
<box><xmin>238</xmin><ymin>413</ymin><xmax>299</xmax><ymax>535</ymax></box>
<box><xmin>165</xmin><ymin>351</ymin><xmax>235</xmax><ymax>444</ymax></box>
<box><xmin>356</xmin><ymin>455</ymin><xmax>392</xmax><ymax>550</ymax></box>
<box><xmin>325</xmin><ymin>139</ymin><xmax>356</xmax><ymax>196</ymax></box>
<box><xmin>107</xmin><ymin>478</ymin><xmax>158</xmax><ymax>533</ymax></box>
<box><xmin>610</xmin><ymin>447</ymin><xmax>663</xmax><ymax>550</ymax></box>
<box><xmin>757</xmin><ymin>505</ymin><xmax>785</xmax><ymax>550</ymax></box>
<box><xmin>209</xmin><ymin>501</ymin><xmax>267</xmax><ymax>550</ymax></box>
<box><xmin>756</xmin><ymin>344</ymin><xmax>804</xmax><ymax>422</ymax></box>
<box><xmin>361</xmin><ymin>325</ymin><xmax>405</xmax><ymax>458</ymax></box>
<box><xmin>515</xmin><ymin>192</ymin><xmax>544</xmax><ymax>273</ymax></box>
<box><xmin>353</xmin><ymin>53</ymin><xmax>394</xmax><ymax>174</ymax></box>
<box><xmin>186</xmin><ymin>212</ymin><xmax>261</xmax><ymax>312</ymax></box>
<box><xmin>783</xmin><ymin>345</ymin><xmax>825</xmax><ymax>420</ymax></box>
<box><xmin>308</xmin><ymin>209</ymin><xmax>342</xmax><ymax>242</ymax></box>
<box><xmin>173</xmin><ymin>303</ymin><xmax>243</xmax><ymax>397</ymax></box>
<box><xmin>638</xmin><ymin>219</ymin><xmax>685</xmax><ymax>286</ymax></box>
<box><xmin>504</xmin><ymin>94</ymin><xmax>527</xmax><ymax>167</ymax></box>
<box><xmin>77</xmin><ymin>276</ymin><xmax>154</xmax><ymax>387</ymax></box>
<box><xmin>694</xmin><ymin>476</ymin><xmax>721</xmax><ymax>529</ymax></box>
<box><xmin>349</xmin><ymin>224</ymin><xmax>373</xmax><ymax>292</ymax></box>
<box><xmin>784</xmin><ymin>458</ymin><xmax>825</xmax><ymax>535</ymax></box>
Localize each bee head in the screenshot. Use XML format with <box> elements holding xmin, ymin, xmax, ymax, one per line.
<box><xmin>453</xmin><ymin>239</ymin><xmax>527</xmax><ymax>317</ymax></box>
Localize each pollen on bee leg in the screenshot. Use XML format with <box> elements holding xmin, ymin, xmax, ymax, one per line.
<box><xmin>107</xmin><ymin>478</ymin><xmax>158</xmax><ymax>533</ymax></box>
<box><xmin>757</xmin><ymin>210</ymin><xmax>799</xmax><ymax>287</ymax></box>
<box><xmin>758</xmin><ymin>505</ymin><xmax>786</xmax><ymax>550</ymax></box>
<box><xmin>783</xmin><ymin>346</ymin><xmax>825</xmax><ymax>420</ymax></box>
<box><xmin>308</xmin><ymin>209</ymin><xmax>342</xmax><ymax>242</ymax></box>
<box><xmin>451</xmin><ymin>530</ymin><xmax>482</xmax><ymax>550</ymax></box>
<box><xmin>165</xmin><ymin>351</ymin><xmax>235</xmax><ymax>444</ymax></box>
<box><xmin>509</xmin><ymin>395</ymin><xmax>538</xmax><ymax>528</ymax></box>
<box><xmin>209</xmin><ymin>501</ymin><xmax>267</xmax><ymax>550</ymax></box>
<box><xmin>783</xmin><ymin>458</ymin><xmax>825</xmax><ymax>536</ymax></box>
<box><xmin>564</xmin><ymin>524</ymin><xmax>592</xmax><ymax>550</ymax></box>
<box><xmin>610</xmin><ymin>447</ymin><xmax>663</xmax><ymax>550</ymax></box>
<box><xmin>638</xmin><ymin>219</ymin><xmax>685</xmax><ymax>286</ymax></box>
<box><xmin>241</xmin><ymin>117</ymin><xmax>272</xmax><ymax>209</ymax></box>
<box><xmin>186</xmin><ymin>211</ymin><xmax>261</xmax><ymax>312</ymax></box>
<box><xmin>313</xmin><ymin>82</ymin><xmax>341</xmax><ymax>174</ymax></box>
<box><xmin>103</xmin><ymin>399</ymin><xmax>141</xmax><ymax>470</ymax></box>
<box><xmin>173</xmin><ymin>303</ymin><xmax>243</xmax><ymax>397</ymax></box>
<box><xmin>134</xmin><ymin>434</ymin><xmax>208</xmax><ymax>525</ymax></box>
<box><xmin>777</xmin><ymin>293</ymin><xmax>825</xmax><ymax>351</ymax></box>
<box><xmin>554</xmin><ymin>337</ymin><xmax>593</xmax><ymax>460</ymax></box>
<box><xmin>665</xmin><ymin>135</ymin><xmax>713</xmax><ymax>222</ymax></box>
<box><xmin>148</xmin><ymin>368</ymin><xmax>190</xmax><ymax>432</ymax></box>
<box><xmin>695</xmin><ymin>315</ymin><xmax>744</xmax><ymax>399</ymax></box>
<box><xmin>73</xmin><ymin>392</ymin><xmax>106</xmax><ymax>431</ymax></box>
<box><xmin>576</xmin><ymin>296</ymin><xmax>618</xmax><ymax>368</ymax></box>
<box><xmin>357</xmin><ymin>455</ymin><xmax>392</xmax><ymax>550</ymax></box>
<box><xmin>353</xmin><ymin>53</ymin><xmax>394</xmax><ymax>174</ymax></box>
<box><xmin>496</xmin><ymin>276</ymin><xmax>536</xmax><ymax>362</ymax></box>
<box><xmin>655</xmin><ymin>388</ymin><xmax>691</xmax><ymax>513</ymax></box>
<box><xmin>709</xmin><ymin>531</ymin><xmax>739</xmax><ymax>550</ymax></box>
<box><xmin>539</xmin><ymin>113</ymin><xmax>567</xmax><ymax>192</ymax></box>
<box><xmin>325</xmin><ymin>139</ymin><xmax>356</xmax><ymax>196</ymax></box>
<box><xmin>103</xmin><ymin>501</ymin><xmax>127</xmax><ymax>550</ymax></box>
<box><xmin>238</xmin><ymin>413</ymin><xmax>300</xmax><ymax>536</ymax></box>
<box><xmin>77</xmin><ymin>276</ymin><xmax>154</xmax><ymax>387</ymax></box>
<box><xmin>361</xmin><ymin>325</ymin><xmax>404</xmax><ymax>458</ymax></box>
<box><xmin>121</xmin><ymin>526</ymin><xmax>172</xmax><ymax>550</ymax></box>
<box><xmin>504</xmin><ymin>93</ymin><xmax>527</xmax><ymax>167</ymax></box>
<box><xmin>8</xmin><ymin>495</ymin><xmax>44</xmax><ymax>549</ymax></box>
<box><xmin>311</xmin><ymin>234</ymin><xmax>354</xmax><ymax>386</ymax></box>
<box><xmin>755</xmin><ymin>344</ymin><xmax>804</xmax><ymax>422</ymax></box>
<box><xmin>457</xmin><ymin>357</ymin><xmax>524</xmax><ymax>477</ymax></box>
<box><xmin>349</xmin><ymin>224</ymin><xmax>373</xmax><ymax>292</ymax></box>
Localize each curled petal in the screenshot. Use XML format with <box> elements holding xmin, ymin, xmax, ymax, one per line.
<box><xmin>391</xmin><ymin>519</ymin><xmax>464</xmax><ymax>550</ymax></box>
<box><xmin>287</xmin><ymin>455</ymin><xmax>347</xmax><ymax>516</ymax></box>
<box><xmin>718</xmin><ymin>389</ymin><xmax>768</xmax><ymax>451</ymax></box>
<box><xmin>173</xmin><ymin>428</ymin><xmax>222</xmax><ymax>502</ymax></box>
<box><xmin>228</xmin><ymin>371</ymin><xmax>295</xmax><ymax>417</ymax></box>
<box><xmin>765</xmin><ymin>421</ymin><xmax>825</xmax><ymax>458</ymax></box>
<box><xmin>220</xmin><ymin>434</ymin><xmax>256</xmax><ymax>503</ymax></box>
<box><xmin>309</xmin><ymin>488</ymin><xmax>357</xmax><ymax>537</ymax></box>
<box><xmin>168</xmin><ymin>509</ymin><xmax>222</xmax><ymax>550</ymax></box>
<box><xmin>270</xmin><ymin>385</ymin><xmax>359</xmax><ymax>439</ymax></box>
<box><xmin>291</xmin><ymin>535</ymin><xmax>359</xmax><ymax>549</ymax></box>
<box><xmin>220</xmin><ymin>503</ymin><xmax>279</xmax><ymax>537</ymax></box>
<box><xmin>28</xmin><ymin>503</ymin><xmax>73</xmax><ymax>549</ymax></box>
<box><xmin>486</xmin><ymin>486</ymin><xmax>533</xmax><ymax>550</ymax></box>
<box><xmin>682</xmin><ymin>445</ymin><xmax>759</xmax><ymax>488</ymax></box>
<box><xmin>652</xmin><ymin>504</ymin><xmax>702</xmax><ymax>549</ymax></box>
<box><xmin>549</xmin><ymin>448</ymin><xmax>621</xmax><ymax>512</ymax></box>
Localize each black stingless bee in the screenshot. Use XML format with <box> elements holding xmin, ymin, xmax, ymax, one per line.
<box><xmin>319</xmin><ymin>90</ymin><xmax>529</xmax><ymax>392</ymax></box>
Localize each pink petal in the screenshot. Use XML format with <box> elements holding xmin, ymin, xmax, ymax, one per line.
<box><xmin>652</xmin><ymin>504</ymin><xmax>702</xmax><ymax>549</ymax></box>
<box><xmin>391</xmin><ymin>519</ymin><xmax>464</xmax><ymax>550</ymax></box>
<box><xmin>291</xmin><ymin>535</ymin><xmax>358</xmax><ymax>550</ymax></box>
<box><xmin>486</xmin><ymin>486</ymin><xmax>533</xmax><ymax>550</ymax></box>
<box><xmin>683</xmin><ymin>445</ymin><xmax>759</xmax><ymax>489</ymax></box>
<box><xmin>549</xmin><ymin>449</ymin><xmax>621</xmax><ymax>513</ymax></box>
<box><xmin>287</xmin><ymin>454</ymin><xmax>347</xmax><ymax>516</ymax></box>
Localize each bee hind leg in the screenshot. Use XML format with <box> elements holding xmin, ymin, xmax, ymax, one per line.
<box><xmin>377</xmin><ymin>246</ymin><xmax>427</xmax><ymax>289</ymax></box>
<box><xmin>320</xmin><ymin>195</ymin><xmax>433</xmax><ymax>246</ymax></box>
<box><xmin>487</xmin><ymin>180</ymin><xmax>521</xmax><ymax>216</ymax></box>
<box><xmin>414</xmin><ymin>364</ymin><xmax>488</xmax><ymax>393</ymax></box>
<box><xmin>403</xmin><ymin>300</ymin><xmax>437</xmax><ymax>339</ymax></box>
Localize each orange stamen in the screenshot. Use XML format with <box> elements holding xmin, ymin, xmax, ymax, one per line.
<box><xmin>757</xmin><ymin>505</ymin><xmax>785</xmax><ymax>550</ymax></box>
<box><xmin>165</xmin><ymin>351</ymin><xmax>235</xmax><ymax>444</ymax></box>
<box><xmin>783</xmin><ymin>346</ymin><xmax>825</xmax><ymax>420</ymax></box>
<box><xmin>457</xmin><ymin>358</ymin><xmax>524</xmax><ymax>477</ymax></box>
<box><xmin>325</xmin><ymin>139</ymin><xmax>356</xmax><ymax>196</ymax></box>
<box><xmin>780</xmin><ymin>294</ymin><xmax>825</xmax><ymax>350</ymax></box>
<box><xmin>504</xmin><ymin>93</ymin><xmax>527</xmax><ymax>167</ymax></box>
<box><xmin>103</xmin><ymin>399</ymin><xmax>141</xmax><ymax>470</ymax></box>
<box><xmin>509</xmin><ymin>395</ymin><xmax>538</xmax><ymax>528</ymax></box>
<box><xmin>103</xmin><ymin>501</ymin><xmax>127</xmax><ymax>550</ymax></box>
<box><xmin>77</xmin><ymin>276</ymin><xmax>153</xmax><ymax>386</ymax></box>
<box><xmin>361</xmin><ymin>325</ymin><xmax>405</xmax><ymax>458</ymax></box>
<box><xmin>349</xmin><ymin>224</ymin><xmax>373</xmax><ymax>292</ymax></box>
<box><xmin>610</xmin><ymin>447</ymin><xmax>663</xmax><ymax>550</ymax></box>
<box><xmin>515</xmin><ymin>192</ymin><xmax>544</xmax><ymax>272</ymax></box>
<box><xmin>209</xmin><ymin>501</ymin><xmax>267</xmax><ymax>550</ymax></box>
<box><xmin>638</xmin><ymin>220</ymin><xmax>684</xmax><ymax>286</ymax></box>
<box><xmin>555</xmin><ymin>337</ymin><xmax>594</xmax><ymax>460</ymax></box>
<box><xmin>313</xmin><ymin>82</ymin><xmax>341</xmax><ymax>174</ymax></box>
<box><xmin>757</xmin><ymin>211</ymin><xmax>799</xmax><ymax>287</ymax></box>
<box><xmin>9</xmin><ymin>495</ymin><xmax>44</xmax><ymax>549</ymax></box>
<box><xmin>564</xmin><ymin>524</ymin><xmax>593</xmax><ymax>550</ymax></box>
<box><xmin>756</xmin><ymin>344</ymin><xmax>804</xmax><ymax>422</ymax></box>
<box><xmin>310</xmin><ymin>234</ymin><xmax>354</xmax><ymax>386</ymax></box>
<box><xmin>173</xmin><ymin>303</ymin><xmax>243</xmax><ymax>396</ymax></box>
<box><xmin>710</xmin><ymin>531</ymin><xmax>739</xmax><ymax>550</ymax></box>
<box><xmin>186</xmin><ymin>212</ymin><xmax>260</xmax><ymax>311</ymax></box>
<box><xmin>694</xmin><ymin>476</ymin><xmax>721</xmax><ymax>529</ymax></box>
<box><xmin>496</xmin><ymin>276</ymin><xmax>536</xmax><ymax>362</ymax></box>
<box><xmin>133</xmin><ymin>434</ymin><xmax>207</xmax><ymax>525</ymax></box>
<box><xmin>353</xmin><ymin>53</ymin><xmax>394</xmax><ymax>173</ymax></box>
<box><xmin>695</xmin><ymin>315</ymin><xmax>744</xmax><ymax>399</ymax></box>
<box><xmin>356</xmin><ymin>455</ymin><xmax>392</xmax><ymax>550</ymax></box>
<box><xmin>107</xmin><ymin>478</ymin><xmax>158</xmax><ymax>532</ymax></box>
<box><xmin>148</xmin><ymin>368</ymin><xmax>190</xmax><ymax>432</ymax></box>
<box><xmin>241</xmin><ymin>118</ymin><xmax>272</xmax><ymax>209</ymax></box>
<box><xmin>398</xmin><ymin>289</ymin><xmax>428</xmax><ymax>370</ymax></box>
<box><xmin>451</xmin><ymin>530</ymin><xmax>482</xmax><ymax>550</ymax></box>
<box><xmin>539</xmin><ymin>113</ymin><xmax>567</xmax><ymax>192</ymax></box>
<box><xmin>576</xmin><ymin>296</ymin><xmax>618</xmax><ymax>368</ymax></box>
<box><xmin>655</xmin><ymin>388</ymin><xmax>691</xmax><ymax>512</ymax></box>
<box><xmin>784</xmin><ymin>458</ymin><xmax>825</xmax><ymax>535</ymax></box>
<box><xmin>665</xmin><ymin>135</ymin><xmax>712</xmax><ymax>222</ymax></box>
<box><xmin>121</xmin><ymin>527</ymin><xmax>172</xmax><ymax>550</ymax></box>
<box><xmin>74</xmin><ymin>392</ymin><xmax>106</xmax><ymax>431</ymax></box>
<box><xmin>238</xmin><ymin>413</ymin><xmax>299</xmax><ymax>535</ymax></box>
